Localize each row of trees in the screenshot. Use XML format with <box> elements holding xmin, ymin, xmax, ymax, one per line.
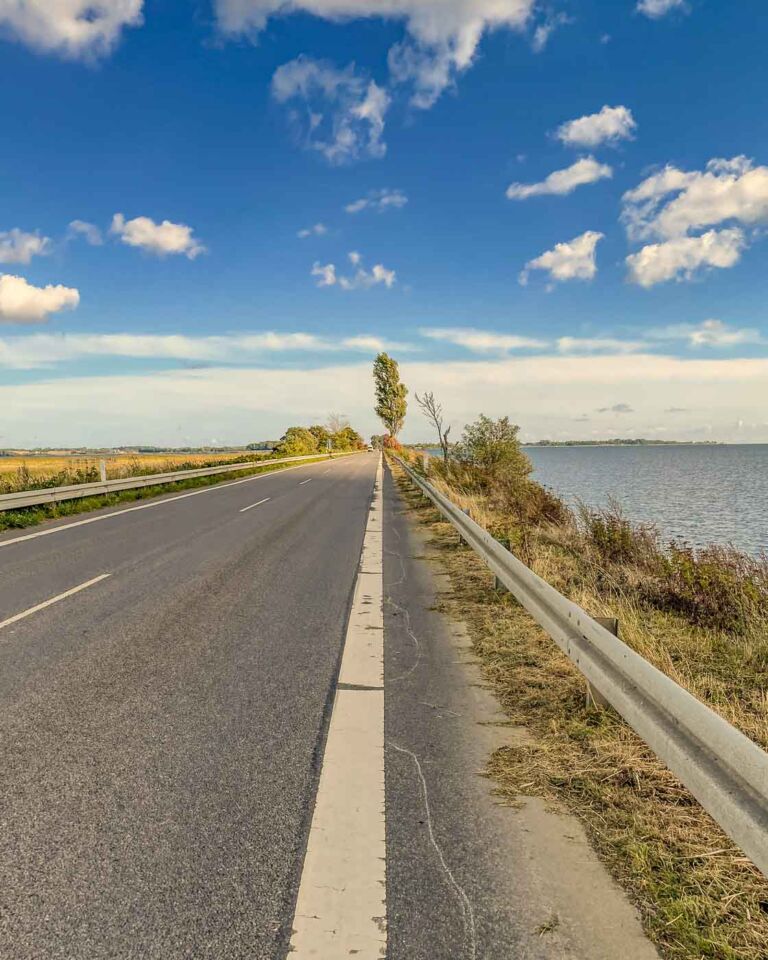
<box><xmin>274</xmin><ymin>415</ymin><xmax>366</xmax><ymax>457</ymax></box>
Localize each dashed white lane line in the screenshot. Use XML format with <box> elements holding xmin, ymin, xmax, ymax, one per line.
<box><xmin>0</xmin><ymin>459</ymin><xmax>346</xmax><ymax>551</ymax></box>
<box><xmin>298</xmin><ymin>479</ymin><xmax>312</xmax><ymax>486</ymax></box>
<box><xmin>0</xmin><ymin>574</ymin><xmax>112</xmax><ymax>635</ymax></box>
<box><xmin>289</xmin><ymin>455</ymin><xmax>386</xmax><ymax>957</ymax></box>
<box><xmin>239</xmin><ymin>497</ymin><xmax>271</xmax><ymax>514</ymax></box>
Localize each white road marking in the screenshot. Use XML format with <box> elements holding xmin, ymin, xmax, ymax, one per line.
<box><xmin>298</xmin><ymin>479</ymin><xmax>312</xmax><ymax>485</ymax></box>
<box><xmin>0</xmin><ymin>574</ymin><xmax>111</xmax><ymax>634</ymax></box>
<box><xmin>239</xmin><ymin>497</ymin><xmax>271</xmax><ymax>513</ymax></box>
<box><xmin>0</xmin><ymin>459</ymin><xmax>346</xmax><ymax>550</ymax></box>
<box><xmin>289</xmin><ymin>455</ymin><xmax>386</xmax><ymax>957</ymax></box>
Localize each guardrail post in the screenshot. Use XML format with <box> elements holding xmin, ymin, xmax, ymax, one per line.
<box><xmin>586</xmin><ymin>617</ymin><xmax>619</xmax><ymax>710</ymax></box>
<box><xmin>99</xmin><ymin>460</ymin><xmax>107</xmax><ymax>482</ymax></box>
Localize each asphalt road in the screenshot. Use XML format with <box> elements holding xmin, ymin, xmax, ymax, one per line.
<box><xmin>0</xmin><ymin>452</ymin><xmax>656</xmax><ymax>959</ymax></box>
<box><xmin>0</xmin><ymin>454</ymin><xmax>378</xmax><ymax>959</ymax></box>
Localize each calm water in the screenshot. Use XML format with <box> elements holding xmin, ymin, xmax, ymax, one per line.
<box><xmin>526</xmin><ymin>445</ymin><xmax>768</xmax><ymax>556</ymax></box>
<box><xmin>423</xmin><ymin>445</ymin><xmax>768</xmax><ymax>556</ymax></box>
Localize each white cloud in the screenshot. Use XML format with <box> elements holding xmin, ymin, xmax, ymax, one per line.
<box><xmin>272</xmin><ymin>56</ymin><xmax>389</xmax><ymax>164</ymax></box>
<box><xmin>521</xmin><ymin>230</ymin><xmax>603</xmax><ymax>285</ymax></box>
<box><xmin>345</xmin><ymin>188</ymin><xmax>408</xmax><ymax>214</ymax></box>
<box><xmin>506</xmin><ymin>157</ymin><xmax>612</xmax><ymax>200</ymax></box>
<box><xmin>637</xmin><ymin>0</ymin><xmax>688</xmax><ymax>19</ymax></box>
<box><xmin>0</xmin><ymin>228</ymin><xmax>51</xmax><ymax>264</ymax></box>
<box><xmin>110</xmin><ymin>213</ymin><xmax>206</xmax><ymax>259</ymax></box>
<box><xmin>648</xmin><ymin>319</ymin><xmax>763</xmax><ymax>348</ymax></box>
<box><xmin>531</xmin><ymin>11</ymin><xmax>571</xmax><ymax>52</ymax></box>
<box><xmin>622</xmin><ymin>157</ymin><xmax>768</xmax><ymax>285</ymax></box>
<box><xmin>7</xmin><ymin>354</ymin><xmax>768</xmax><ymax>446</ymax></box>
<box><xmin>297</xmin><ymin>223</ymin><xmax>327</xmax><ymax>238</ymax></box>
<box><xmin>311</xmin><ymin>262</ymin><xmax>337</xmax><ymax>287</ymax></box>
<box><xmin>0</xmin><ymin>274</ymin><xmax>79</xmax><ymax>324</ymax></box>
<box><xmin>420</xmin><ymin>327</ymin><xmax>546</xmax><ymax>353</ymax></box>
<box><xmin>68</xmin><ymin>220</ymin><xmax>104</xmax><ymax>246</ymax></box>
<box><xmin>625</xmin><ymin>228</ymin><xmax>745</xmax><ymax>287</ymax></box>
<box><xmin>555</xmin><ymin>105</ymin><xmax>637</xmax><ymax>149</ymax></box>
<box><xmin>557</xmin><ymin>337</ymin><xmax>645</xmax><ymax>354</ymax></box>
<box><xmin>0</xmin><ymin>330</ymin><xmax>421</xmax><ymax>369</ymax></box>
<box><xmin>312</xmin><ymin>252</ymin><xmax>396</xmax><ymax>290</ymax></box>
<box><xmin>0</xmin><ymin>0</ymin><xmax>144</xmax><ymax>59</ymax></box>
<box><xmin>622</xmin><ymin>156</ymin><xmax>768</xmax><ymax>242</ymax></box>
<box><xmin>219</xmin><ymin>0</ymin><xmax>535</xmax><ymax>108</ymax></box>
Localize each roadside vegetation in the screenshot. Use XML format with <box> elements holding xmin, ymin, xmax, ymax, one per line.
<box><xmin>371</xmin><ymin>356</ymin><xmax>768</xmax><ymax>960</ymax></box>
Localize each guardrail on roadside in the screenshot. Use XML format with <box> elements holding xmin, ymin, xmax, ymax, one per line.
<box><xmin>0</xmin><ymin>453</ymin><xmax>358</xmax><ymax>512</ymax></box>
<box><xmin>394</xmin><ymin>455</ymin><xmax>768</xmax><ymax>878</ymax></box>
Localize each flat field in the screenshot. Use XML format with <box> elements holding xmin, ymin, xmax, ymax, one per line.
<box><xmin>0</xmin><ymin>452</ymin><xmax>265</xmax><ymax>493</ymax></box>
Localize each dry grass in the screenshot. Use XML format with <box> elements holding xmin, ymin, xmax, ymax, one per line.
<box><xmin>391</xmin><ymin>459</ymin><xmax>768</xmax><ymax>960</ymax></box>
<box><xmin>0</xmin><ymin>452</ymin><xmax>267</xmax><ymax>494</ymax></box>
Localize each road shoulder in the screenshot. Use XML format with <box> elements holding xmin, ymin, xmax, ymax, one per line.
<box><xmin>384</xmin><ymin>462</ymin><xmax>658</xmax><ymax>960</ymax></box>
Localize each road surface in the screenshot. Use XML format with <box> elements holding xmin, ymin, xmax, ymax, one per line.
<box><xmin>0</xmin><ymin>452</ymin><xmax>656</xmax><ymax>958</ymax></box>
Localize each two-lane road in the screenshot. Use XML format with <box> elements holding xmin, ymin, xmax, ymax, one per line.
<box><xmin>0</xmin><ymin>453</ymin><xmax>378</xmax><ymax>958</ymax></box>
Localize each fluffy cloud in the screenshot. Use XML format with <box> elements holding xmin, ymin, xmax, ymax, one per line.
<box><xmin>555</xmin><ymin>105</ymin><xmax>637</xmax><ymax>149</ymax></box>
<box><xmin>0</xmin><ymin>274</ymin><xmax>80</xmax><ymax>324</ymax></box>
<box><xmin>622</xmin><ymin>156</ymin><xmax>768</xmax><ymax>241</ymax></box>
<box><xmin>420</xmin><ymin>327</ymin><xmax>546</xmax><ymax>352</ymax></box>
<box><xmin>506</xmin><ymin>157</ymin><xmax>612</xmax><ymax>199</ymax></box>
<box><xmin>637</xmin><ymin>0</ymin><xmax>687</xmax><ymax>18</ymax></box>
<box><xmin>625</xmin><ymin>228</ymin><xmax>746</xmax><ymax>287</ymax></box>
<box><xmin>68</xmin><ymin>220</ymin><xmax>104</xmax><ymax>245</ymax></box>
<box><xmin>220</xmin><ymin>0</ymin><xmax>535</xmax><ymax>108</ymax></box>
<box><xmin>622</xmin><ymin>157</ymin><xmax>768</xmax><ymax>285</ymax></box>
<box><xmin>520</xmin><ymin>230</ymin><xmax>603</xmax><ymax>285</ymax></box>
<box><xmin>297</xmin><ymin>223</ymin><xmax>327</xmax><ymax>238</ymax></box>
<box><xmin>312</xmin><ymin>252</ymin><xmax>396</xmax><ymax>290</ymax></box>
<box><xmin>345</xmin><ymin>188</ymin><xmax>408</xmax><ymax>214</ymax></box>
<box><xmin>0</xmin><ymin>229</ymin><xmax>51</xmax><ymax>264</ymax></box>
<box><xmin>0</xmin><ymin>0</ymin><xmax>144</xmax><ymax>59</ymax></box>
<box><xmin>110</xmin><ymin>213</ymin><xmax>206</xmax><ymax>259</ymax></box>
<box><xmin>272</xmin><ymin>56</ymin><xmax>389</xmax><ymax>164</ymax></box>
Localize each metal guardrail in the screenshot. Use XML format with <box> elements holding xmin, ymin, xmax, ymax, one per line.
<box><xmin>395</xmin><ymin>456</ymin><xmax>768</xmax><ymax>878</ymax></box>
<box><xmin>0</xmin><ymin>453</ymin><xmax>356</xmax><ymax>512</ymax></box>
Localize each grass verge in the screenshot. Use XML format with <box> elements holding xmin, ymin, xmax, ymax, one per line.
<box><xmin>390</xmin><ymin>457</ymin><xmax>768</xmax><ymax>960</ymax></box>
<box><xmin>0</xmin><ymin>456</ymin><xmax>337</xmax><ymax>534</ymax></box>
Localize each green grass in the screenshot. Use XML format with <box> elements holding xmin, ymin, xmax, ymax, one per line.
<box><xmin>0</xmin><ymin>456</ymin><xmax>336</xmax><ymax>534</ymax></box>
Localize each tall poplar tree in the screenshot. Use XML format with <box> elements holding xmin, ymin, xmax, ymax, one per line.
<box><xmin>373</xmin><ymin>353</ymin><xmax>408</xmax><ymax>438</ymax></box>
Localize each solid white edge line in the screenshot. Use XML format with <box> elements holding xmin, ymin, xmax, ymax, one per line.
<box><xmin>239</xmin><ymin>498</ymin><xmax>271</xmax><ymax>514</ymax></box>
<box><xmin>0</xmin><ymin>574</ymin><xmax>112</xmax><ymax>634</ymax></box>
<box><xmin>0</xmin><ymin>457</ymin><xmax>352</xmax><ymax>550</ymax></box>
<box><xmin>289</xmin><ymin>454</ymin><xmax>385</xmax><ymax>956</ymax></box>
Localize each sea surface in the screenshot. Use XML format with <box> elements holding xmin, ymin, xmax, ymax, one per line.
<box><xmin>422</xmin><ymin>445</ymin><xmax>768</xmax><ymax>556</ymax></box>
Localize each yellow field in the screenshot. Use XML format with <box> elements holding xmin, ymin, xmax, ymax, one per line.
<box><xmin>0</xmin><ymin>452</ymin><xmax>264</xmax><ymax>493</ymax></box>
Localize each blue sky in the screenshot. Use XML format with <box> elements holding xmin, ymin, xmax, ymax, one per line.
<box><xmin>2</xmin><ymin>0</ymin><xmax>768</xmax><ymax>446</ymax></box>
